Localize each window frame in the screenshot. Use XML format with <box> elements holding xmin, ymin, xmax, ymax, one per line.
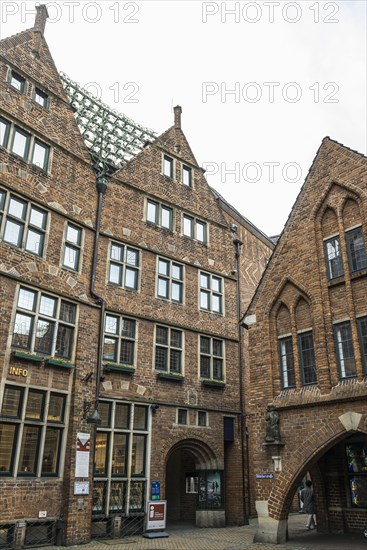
<box><xmin>10</xmin><ymin>71</ymin><xmax>25</xmax><ymax>93</ymax></box>
<box><xmin>34</xmin><ymin>88</ymin><xmax>48</xmax><ymax>108</ymax></box>
<box><xmin>163</xmin><ymin>155</ymin><xmax>174</xmax><ymax>178</ymax></box>
<box><xmin>199</xmin><ymin>335</ymin><xmax>225</xmax><ymax>381</ymax></box>
<box><xmin>199</xmin><ymin>271</ymin><xmax>223</xmax><ymax>315</ymax></box>
<box><xmin>278</xmin><ymin>335</ymin><xmax>296</xmax><ymax>389</ymax></box>
<box><xmin>357</xmin><ymin>316</ymin><xmax>367</xmax><ymax>375</ymax></box>
<box><xmin>197</xmin><ymin>411</ymin><xmax>207</xmax><ymax>427</ymax></box>
<box><xmin>177</xmin><ymin>408</ymin><xmax>188</xmax><ymax>425</ymax></box>
<box><xmin>103</xmin><ymin>313</ymin><xmax>137</xmax><ymax>367</ymax></box>
<box><xmin>154</xmin><ymin>325</ymin><xmax>183</xmax><ymax>374</ymax></box>
<box><xmin>146</xmin><ymin>199</ymin><xmax>173</xmax><ymax>231</ymax></box>
<box><xmin>108</xmin><ymin>241</ymin><xmax>140</xmax><ymax>291</ymax></box>
<box><xmin>182</xmin><ymin>165</ymin><xmax>192</xmax><ymax>187</ymax></box>
<box><xmin>0</xmin><ymin>117</ymin><xmax>11</xmax><ymax>147</ymax></box>
<box><xmin>334</xmin><ymin>321</ymin><xmax>357</xmax><ymax>379</ymax></box>
<box><xmin>62</xmin><ymin>222</ymin><xmax>83</xmax><ymax>272</ymax></box>
<box><xmin>156</xmin><ymin>257</ymin><xmax>184</xmax><ymax>303</ymax></box>
<box><xmin>183</xmin><ymin>214</ymin><xmax>207</xmax><ymax>244</ymax></box>
<box><xmin>298</xmin><ymin>330</ymin><xmax>317</xmax><ymax>385</ymax></box>
<box><xmin>345</xmin><ymin>226</ymin><xmax>367</xmax><ymax>273</ymax></box>
<box><xmin>324</xmin><ymin>235</ymin><xmax>344</xmax><ymax>279</ymax></box>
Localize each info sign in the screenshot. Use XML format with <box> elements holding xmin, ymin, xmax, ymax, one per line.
<box><xmin>146</xmin><ymin>500</ymin><xmax>167</xmax><ymax>531</ymax></box>
<box><xmin>151</xmin><ymin>481</ymin><xmax>161</xmax><ymax>500</ymax></box>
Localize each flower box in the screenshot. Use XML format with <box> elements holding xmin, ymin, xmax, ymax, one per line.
<box><xmin>157</xmin><ymin>372</ymin><xmax>184</xmax><ymax>382</ymax></box>
<box><xmin>104</xmin><ymin>363</ymin><xmax>135</xmax><ymax>374</ymax></box>
<box><xmin>46</xmin><ymin>358</ymin><xmax>74</xmax><ymax>369</ymax></box>
<box><xmin>202</xmin><ymin>379</ymin><xmax>225</xmax><ymax>388</ymax></box>
<box><xmin>13</xmin><ymin>351</ymin><xmax>43</xmax><ymax>363</ymax></box>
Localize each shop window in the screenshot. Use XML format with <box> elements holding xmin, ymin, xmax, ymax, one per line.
<box><xmin>146</xmin><ymin>199</ymin><xmax>173</xmax><ymax>230</ymax></box>
<box><xmin>345</xmin><ymin>226</ymin><xmax>367</xmax><ymax>272</ymax></box>
<box><xmin>200</xmin><ymin>271</ymin><xmax>223</xmax><ymax>314</ymax></box>
<box><xmin>12</xmin><ymin>286</ymin><xmax>76</xmax><ymax>359</ymax></box>
<box><xmin>334</xmin><ymin>321</ymin><xmax>356</xmax><ymax>379</ymax></box>
<box><xmin>62</xmin><ymin>223</ymin><xmax>82</xmax><ymax>271</ymax></box>
<box><xmin>357</xmin><ymin>316</ymin><xmax>367</xmax><ymax>374</ymax></box>
<box><xmin>324</xmin><ymin>236</ymin><xmax>344</xmax><ymax>279</ymax></box>
<box><xmin>155</xmin><ymin>325</ymin><xmax>183</xmax><ymax>374</ymax></box>
<box><xmin>0</xmin><ymin>385</ymin><xmax>66</xmax><ymax>477</ymax></box>
<box><xmin>103</xmin><ymin>314</ymin><xmax>136</xmax><ymax>366</ymax></box>
<box><xmin>279</xmin><ymin>336</ymin><xmax>295</xmax><ymax>388</ymax></box>
<box><xmin>0</xmin><ymin>190</ymin><xmax>48</xmax><ymax>256</ymax></box>
<box><xmin>200</xmin><ymin>335</ymin><xmax>224</xmax><ymax>381</ymax></box>
<box><xmin>108</xmin><ymin>242</ymin><xmax>140</xmax><ymax>290</ymax></box>
<box><xmin>346</xmin><ymin>442</ymin><xmax>367</xmax><ymax>508</ymax></box>
<box><xmin>183</xmin><ymin>214</ymin><xmax>207</xmax><ymax>243</ymax></box>
<box><xmin>163</xmin><ymin>155</ymin><xmax>173</xmax><ymax>178</ymax></box>
<box><xmin>10</xmin><ymin>71</ymin><xmax>25</xmax><ymax>92</ymax></box>
<box><xmin>157</xmin><ymin>257</ymin><xmax>183</xmax><ymax>303</ymax></box>
<box><xmin>298</xmin><ymin>331</ymin><xmax>317</xmax><ymax>385</ymax></box>
<box><xmin>182</xmin><ymin>165</ymin><xmax>192</xmax><ymax>187</ymax></box>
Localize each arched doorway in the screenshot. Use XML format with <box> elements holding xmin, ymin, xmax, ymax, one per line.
<box><xmin>165</xmin><ymin>438</ymin><xmax>225</xmax><ymax>527</ymax></box>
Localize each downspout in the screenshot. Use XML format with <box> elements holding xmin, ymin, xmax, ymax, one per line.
<box><xmin>233</xmin><ymin>234</ymin><xmax>249</xmax><ymax>525</ymax></box>
<box><xmin>87</xmin><ymin>176</ymin><xmax>108</xmax><ymax>423</ymax></box>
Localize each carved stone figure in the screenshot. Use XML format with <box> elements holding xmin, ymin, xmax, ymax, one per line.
<box><xmin>265</xmin><ymin>404</ymin><xmax>282</xmax><ymax>444</ymax></box>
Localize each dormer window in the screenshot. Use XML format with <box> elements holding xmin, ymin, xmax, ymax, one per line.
<box><xmin>10</xmin><ymin>71</ymin><xmax>25</xmax><ymax>92</ymax></box>
<box><xmin>163</xmin><ymin>155</ymin><xmax>173</xmax><ymax>178</ymax></box>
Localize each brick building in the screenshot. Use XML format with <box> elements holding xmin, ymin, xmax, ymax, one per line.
<box><xmin>0</xmin><ymin>6</ymin><xmax>273</xmax><ymax>547</ymax></box>
<box><xmin>243</xmin><ymin>138</ymin><xmax>367</xmax><ymax>543</ymax></box>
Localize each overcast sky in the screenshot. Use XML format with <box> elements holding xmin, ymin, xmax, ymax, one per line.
<box><xmin>1</xmin><ymin>0</ymin><xmax>366</xmax><ymax>236</ymax></box>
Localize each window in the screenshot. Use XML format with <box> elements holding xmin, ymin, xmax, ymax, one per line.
<box><xmin>34</xmin><ymin>88</ymin><xmax>48</xmax><ymax>108</ymax></box>
<box><xmin>163</xmin><ymin>155</ymin><xmax>173</xmax><ymax>178</ymax></box>
<box><xmin>108</xmin><ymin>242</ymin><xmax>140</xmax><ymax>290</ymax></box>
<box><xmin>279</xmin><ymin>336</ymin><xmax>295</xmax><ymax>388</ymax></box>
<box><xmin>157</xmin><ymin>257</ymin><xmax>183</xmax><ymax>303</ymax></box>
<box><xmin>0</xmin><ymin>117</ymin><xmax>50</xmax><ymax>171</ymax></box>
<box><xmin>334</xmin><ymin>321</ymin><xmax>356</xmax><ymax>378</ymax></box>
<box><xmin>345</xmin><ymin>227</ymin><xmax>367</xmax><ymax>272</ymax></box>
<box><xmin>94</xmin><ymin>401</ymin><xmax>149</xmax><ymax>515</ymax></box>
<box><xmin>357</xmin><ymin>317</ymin><xmax>367</xmax><ymax>374</ymax></box>
<box><xmin>0</xmin><ymin>385</ymin><xmax>66</xmax><ymax>477</ymax></box>
<box><xmin>182</xmin><ymin>165</ymin><xmax>192</xmax><ymax>187</ymax></box>
<box><xmin>197</xmin><ymin>411</ymin><xmax>207</xmax><ymax>427</ymax></box>
<box><xmin>183</xmin><ymin>214</ymin><xmax>207</xmax><ymax>243</ymax></box>
<box><xmin>155</xmin><ymin>326</ymin><xmax>183</xmax><ymax>373</ymax></box>
<box><xmin>0</xmin><ymin>118</ymin><xmax>10</xmax><ymax>147</ymax></box>
<box><xmin>200</xmin><ymin>336</ymin><xmax>224</xmax><ymax>381</ymax></box>
<box><xmin>12</xmin><ymin>127</ymin><xmax>30</xmax><ymax>159</ymax></box>
<box><xmin>177</xmin><ymin>409</ymin><xmax>188</xmax><ymax>425</ymax></box>
<box><xmin>200</xmin><ymin>272</ymin><xmax>223</xmax><ymax>314</ymax></box>
<box><xmin>32</xmin><ymin>140</ymin><xmax>50</xmax><ymax>170</ymax></box>
<box><xmin>324</xmin><ymin>236</ymin><xmax>344</xmax><ymax>279</ymax></box>
<box><xmin>146</xmin><ymin>199</ymin><xmax>173</xmax><ymax>230</ymax></box>
<box><xmin>12</xmin><ymin>287</ymin><xmax>76</xmax><ymax>359</ymax></box>
<box><xmin>103</xmin><ymin>314</ymin><xmax>136</xmax><ymax>366</ymax></box>
<box><xmin>298</xmin><ymin>331</ymin><xmax>317</xmax><ymax>385</ymax></box>
<box><xmin>0</xmin><ymin>191</ymin><xmax>47</xmax><ymax>256</ymax></box>
<box><xmin>10</xmin><ymin>71</ymin><xmax>25</xmax><ymax>92</ymax></box>
<box><xmin>62</xmin><ymin>223</ymin><xmax>82</xmax><ymax>271</ymax></box>
<box><xmin>345</xmin><ymin>442</ymin><xmax>367</xmax><ymax>508</ymax></box>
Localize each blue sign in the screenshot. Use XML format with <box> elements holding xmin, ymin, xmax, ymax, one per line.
<box><xmin>256</xmin><ymin>473</ymin><xmax>275</xmax><ymax>479</ymax></box>
<box><xmin>151</xmin><ymin>481</ymin><xmax>160</xmax><ymax>500</ymax></box>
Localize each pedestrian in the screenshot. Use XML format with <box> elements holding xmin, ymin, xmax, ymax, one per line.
<box><xmin>300</xmin><ymin>480</ymin><xmax>316</xmax><ymax>530</ymax></box>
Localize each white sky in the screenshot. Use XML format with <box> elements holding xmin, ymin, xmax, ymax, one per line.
<box><xmin>1</xmin><ymin>0</ymin><xmax>366</xmax><ymax>236</ymax></box>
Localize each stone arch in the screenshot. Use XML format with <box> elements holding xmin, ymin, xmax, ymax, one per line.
<box><xmin>268</xmin><ymin>277</ymin><xmax>315</xmax><ymax>318</ymax></box>
<box><xmin>165</xmin><ymin>437</ymin><xmax>220</xmax><ymax>470</ymax></box>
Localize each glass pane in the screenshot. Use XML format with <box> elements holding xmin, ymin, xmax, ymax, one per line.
<box><xmin>66</xmin><ymin>224</ymin><xmax>81</xmax><ymax>245</ymax></box>
<box><xmin>155</xmin><ymin>347</ymin><xmax>167</xmax><ymax>371</ymax></box>
<box><xmin>0</xmin><ymin>189</ymin><xmax>5</xmax><ymax>210</ymax></box>
<box><xmin>10</xmin><ymin>72</ymin><xmax>24</xmax><ymax>91</ymax></box>
<box><xmin>4</xmin><ymin>219</ymin><xmax>23</xmax><ymax>246</ymax></box>
<box><xmin>94</xmin><ymin>432</ymin><xmax>109</xmax><ymax>475</ymax></box>
<box><xmin>121</xmin><ymin>319</ymin><xmax>135</xmax><ymax>339</ymax></box>
<box><xmin>110</xmin><ymin>243</ymin><xmax>123</xmax><ymax>261</ymax></box>
<box><xmin>18</xmin><ymin>288</ymin><xmax>36</xmax><ymax>310</ymax></box>
<box><xmin>346</xmin><ymin>228</ymin><xmax>367</xmax><ymax>271</ymax></box>
<box><xmin>212</xmin><ymin>277</ymin><xmax>221</xmax><ymax>292</ymax></box>
<box><xmin>55</xmin><ymin>325</ymin><xmax>73</xmax><ymax>358</ymax></box>
<box><xmin>158</xmin><ymin>259</ymin><xmax>169</xmax><ymax>276</ymax></box>
<box><xmin>196</xmin><ymin>221</ymin><xmax>205</xmax><ymax>242</ymax></box>
<box><xmin>12</xmin><ymin>130</ymin><xmax>29</xmax><ymax>158</ymax></box>
<box><xmin>1</xmin><ymin>387</ymin><xmax>22</xmax><ymax>417</ymax></box>
<box><xmin>32</xmin><ymin>141</ymin><xmax>48</xmax><ymax>169</ymax></box>
<box><xmin>172</xmin><ymin>263</ymin><xmax>182</xmax><ymax>280</ymax></box>
<box><xmin>163</xmin><ymin>156</ymin><xmax>173</xmax><ymax>177</ymax></box>
<box><xmin>279</xmin><ymin>337</ymin><xmax>295</xmax><ymax>388</ymax></box>
<box><xmin>26</xmin><ymin>391</ymin><xmax>44</xmax><ymax>420</ymax></box>
<box><xmin>109</xmin><ymin>263</ymin><xmax>122</xmax><ymax>284</ymax></box>
<box><xmin>105</xmin><ymin>315</ymin><xmax>118</xmax><ymax>334</ymax></box>
<box><xmin>120</xmin><ymin>340</ymin><xmax>134</xmax><ymax>365</ymax></box>
<box><xmin>131</xmin><ymin>435</ymin><xmax>146</xmax><ymax>475</ymax></box>
<box><xmin>103</xmin><ymin>337</ymin><xmax>117</xmax><ymax>362</ymax></box>
<box><xmin>112</xmin><ymin>433</ymin><xmax>128</xmax><ymax>475</ymax></box>
<box><xmin>125</xmin><ymin>267</ymin><xmax>138</xmax><ymax>289</ymax></box>
<box><xmin>183</xmin><ymin>216</ymin><xmax>192</xmax><ymax>237</ymax></box>
<box><xmin>200</xmin><ymin>355</ymin><xmax>210</xmax><ymax>378</ymax></box>
<box><xmin>60</xmin><ymin>301</ymin><xmax>76</xmax><ymax>324</ymax></box>
<box><xmin>63</xmin><ymin>245</ymin><xmax>79</xmax><ymax>270</ymax></box>
<box><xmin>98</xmin><ymin>402</ymin><xmax>111</xmax><ymax>427</ymax></box>
<box><xmin>325</xmin><ymin>237</ymin><xmax>344</xmax><ymax>278</ymax></box>
<box><xmin>34</xmin><ymin>319</ymin><xmax>54</xmax><ymax>354</ymax></box>
<box><xmin>110</xmin><ymin>481</ymin><xmax>126</xmax><ymax>512</ymax></box>
<box><xmin>18</xmin><ymin>425</ymin><xmax>40</xmax><ymax>474</ymax></box>
<box><xmin>213</xmin><ymin>339</ymin><xmax>222</xmax><ymax>357</ymax></box>
<box><xmin>48</xmin><ymin>394</ymin><xmax>65</xmax><ymax>422</ymax></box>
<box><xmin>161</xmin><ymin>207</ymin><xmax>172</xmax><ymax>229</ymax></box>
<box><xmin>158</xmin><ymin>277</ymin><xmax>168</xmax><ymax>298</ymax></box>
<box><xmin>349</xmin><ymin>476</ymin><xmax>367</xmax><ymax>508</ymax></box>
<box><xmin>182</xmin><ymin>166</ymin><xmax>191</xmax><ymax>186</ymax></box>
<box><xmin>178</xmin><ymin>409</ymin><xmax>187</xmax><ymax>424</ymax></box>
<box><xmin>126</xmin><ymin>248</ymin><xmax>139</xmax><ymax>266</ymax></box>
<box><xmin>12</xmin><ymin>313</ymin><xmax>33</xmax><ymax>348</ymax></box>
<box><xmin>200</xmin><ymin>290</ymin><xmax>210</xmax><ymax>310</ymax></box>
<box><xmin>0</xmin><ymin>424</ymin><xmax>17</xmax><ymax>473</ymax></box>
<box><xmin>156</xmin><ymin>326</ymin><xmax>168</xmax><ymax>345</ymax></box>
<box><xmin>42</xmin><ymin>428</ymin><xmax>60</xmax><ymax>474</ymax></box>
<box><xmin>134</xmin><ymin>406</ymin><xmax>147</xmax><ymax>430</ymax></box>
<box><xmin>171</xmin><ymin>281</ymin><xmax>182</xmax><ymax>302</ymax></box>
<box><xmin>213</xmin><ymin>358</ymin><xmax>223</xmax><ymax>380</ymax></box>
<box><xmin>212</xmin><ymin>295</ymin><xmax>222</xmax><ymax>313</ymax></box>
<box><xmin>171</xmin><ymin>330</ymin><xmax>182</xmax><ymax>348</ymax></box>
<box><xmin>115</xmin><ymin>403</ymin><xmax>129</xmax><ymax>428</ymax></box>
<box><xmin>147</xmin><ymin>201</ymin><xmax>156</xmax><ymax>223</ymax></box>
<box><xmin>359</xmin><ymin>317</ymin><xmax>367</xmax><ymax>371</ymax></box>
<box><xmin>35</xmin><ymin>89</ymin><xmax>47</xmax><ymax>107</ymax></box>
<box><xmin>29</xmin><ymin>207</ymin><xmax>46</xmax><ymax>229</ymax></box>
<box><xmin>336</xmin><ymin>322</ymin><xmax>356</xmax><ymax>378</ymax></box>
<box><xmin>170</xmin><ymin>349</ymin><xmax>181</xmax><ymax>373</ymax></box>
<box><xmin>0</xmin><ymin>119</ymin><xmax>9</xmax><ymax>146</ymax></box>
<box><xmin>8</xmin><ymin>197</ymin><xmax>26</xmax><ymax>219</ymax></box>
<box><xmin>25</xmin><ymin>229</ymin><xmax>43</xmax><ymax>255</ymax></box>
<box><xmin>200</xmin><ymin>273</ymin><xmax>210</xmax><ymax>289</ymax></box>
<box><xmin>39</xmin><ymin>295</ymin><xmax>56</xmax><ymax>317</ymax></box>
<box><xmin>200</xmin><ymin>336</ymin><xmax>210</xmax><ymax>354</ymax></box>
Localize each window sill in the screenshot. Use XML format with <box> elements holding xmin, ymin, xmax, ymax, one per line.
<box><xmin>46</xmin><ymin>358</ymin><xmax>74</xmax><ymax>369</ymax></box>
<box><xmin>104</xmin><ymin>363</ymin><xmax>135</xmax><ymax>374</ymax></box>
<box><xmin>12</xmin><ymin>351</ymin><xmax>43</xmax><ymax>363</ymax></box>
<box><xmin>202</xmin><ymin>379</ymin><xmax>225</xmax><ymax>388</ymax></box>
<box><xmin>157</xmin><ymin>372</ymin><xmax>184</xmax><ymax>382</ymax></box>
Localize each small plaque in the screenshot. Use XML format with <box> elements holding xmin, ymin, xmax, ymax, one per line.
<box><xmin>74</xmin><ymin>481</ymin><xmax>90</xmax><ymax>495</ymax></box>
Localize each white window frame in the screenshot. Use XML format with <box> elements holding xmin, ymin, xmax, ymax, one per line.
<box><xmin>62</xmin><ymin>222</ymin><xmax>83</xmax><ymax>272</ymax></box>
<box><xmin>182</xmin><ymin>165</ymin><xmax>192</xmax><ymax>187</ymax></box>
<box><xmin>199</xmin><ymin>335</ymin><xmax>225</xmax><ymax>381</ymax></box>
<box><xmin>163</xmin><ymin>154</ymin><xmax>174</xmax><ymax>178</ymax></box>
<box><xmin>199</xmin><ymin>271</ymin><xmax>223</xmax><ymax>314</ymax></box>
<box><xmin>183</xmin><ymin>214</ymin><xmax>207</xmax><ymax>243</ymax></box>
<box><xmin>146</xmin><ymin>199</ymin><xmax>173</xmax><ymax>230</ymax></box>
<box><xmin>177</xmin><ymin>408</ymin><xmax>188</xmax><ymax>425</ymax></box>
<box><xmin>154</xmin><ymin>325</ymin><xmax>183</xmax><ymax>374</ymax></box>
<box><xmin>103</xmin><ymin>314</ymin><xmax>137</xmax><ymax>367</ymax></box>
<box><xmin>156</xmin><ymin>257</ymin><xmax>184</xmax><ymax>303</ymax></box>
<box><xmin>108</xmin><ymin>241</ymin><xmax>140</xmax><ymax>290</ymax></box>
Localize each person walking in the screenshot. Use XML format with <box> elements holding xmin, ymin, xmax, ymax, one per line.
<box><xmin>300</xmin><ymin>480</ymin><xmax>316</xmax><ymax>529</ymax></box>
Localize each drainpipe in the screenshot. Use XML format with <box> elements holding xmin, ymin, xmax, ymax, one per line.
<box><xmin>87</xmin><ymin>176</ymin><xmax>108</xmax><ymax>423</ymax></box>
<box><xmin>232</xmin><ymin>233</ymin><xmax>249</xmax><ymax>525</ymax></box>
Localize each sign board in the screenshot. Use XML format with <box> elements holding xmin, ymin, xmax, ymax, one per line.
<box><xmin>75</xmin><ymin>433</ymin><xmax>91</xmax><ymax>478</ymax></box>
<box><xmin>146</xmin><ymin>500</ymin><xmax>167</xmax><ymax>531</ymax></box>
<box><xmin>256</xmin><ymin>473</ymin><xmax>275</xmax><ymax>479</ymax></box>
<box><xmin>74</xmin><ymin>481</ymin><xmax>90</xmax><ymax>495</ymax></box>
<box><xmin>151</xmin><ymin>481</ymin><xmax>160</xmax><ymax>500</ymax></box>
<box><xmin>38</xmin><ymin>511</ymin><xmax>47</xmax><ymax>518</ymax></box>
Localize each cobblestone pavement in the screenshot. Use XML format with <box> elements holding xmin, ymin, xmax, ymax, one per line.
<box><xmin>34</xmin><ymin>514</ymin><xmax>367</xmax><ymax>550</ymax></box>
